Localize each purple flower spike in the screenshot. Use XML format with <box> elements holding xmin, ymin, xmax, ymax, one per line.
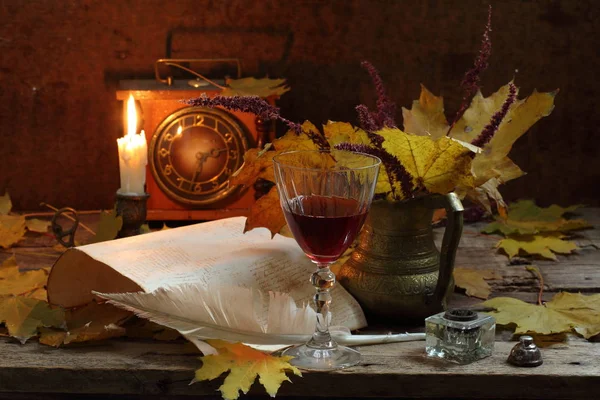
<box><xmin>448</xmin><ymin>5</ymin><xmax>493</xmax><ymax>134</ymax></box>
<box><xmin>184</xmin><ymin>94</ymin><xmax>329</xmax><ymax>150</ymax></box>
<box><xmin>471</xmin><ymin>82</ymin><xmax>517</xmax><ymax>148</ymax></box>
<box><xmin>356</xmin><ymin>61</ymin><xmax>398</xmax><ymax>132</ymax></box>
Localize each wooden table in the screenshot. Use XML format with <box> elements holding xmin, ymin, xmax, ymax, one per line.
<box><xmin>1</xmin><ymin>209</ymin><xmax>599</xmax><ymax>399</ymax></box>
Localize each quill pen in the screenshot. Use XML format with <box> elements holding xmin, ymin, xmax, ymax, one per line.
<box><xmin>94</xmin><ymin>283</ymin><xmax>424</xmax><ymax>354</ymax></box>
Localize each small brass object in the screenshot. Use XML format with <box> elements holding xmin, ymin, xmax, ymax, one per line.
<box><xmin>337</xmin><ymin>193</ymin><xmax>463</xmax><ymax>321</ymax></box>
<box><xmin>115</xmin><ymin>192</ymin><xmax>150</xmax><ymax>238</ymax></box>
<box><xmin>508</xmin><ymin>335</ymin><xmax>543</xmax><ymax>367</ymax></box>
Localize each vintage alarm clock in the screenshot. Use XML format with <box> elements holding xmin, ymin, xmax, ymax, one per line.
<box><xmin>116</xmin><ymin>59</ymin><xmax>275</xmax><ymax>221</ymax></box>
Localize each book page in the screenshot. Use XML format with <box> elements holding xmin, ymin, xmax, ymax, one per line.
<box><xmin>48</xmin><ymin>217</ymin><xmax>366</xmax><ymax>330</ymax></box>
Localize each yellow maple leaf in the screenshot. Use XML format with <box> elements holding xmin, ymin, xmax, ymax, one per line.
<box><xmin>402</xmin><ymin>85</ymin><xmax>449</xmax><ymax>139</ymax></box>
<box><xmin>483</xmin><ymin>292</ymin><xmax>600</xmax><ymax>339</ymax></box>
<box><xmin>0</xmin><ymin>297</ymin><xmax>65</xmax><ymax>343</ymax></box>
<box><xmin>194</xmin><ymin>340</ymin><xmax>301</xmax><ymax>400</ymax></box>
<box><xmin>453</xmin><ymin>267</ymin><xmax>501</xmax><ymax>299</ymax></box>
<box><xmin>465</xmin><ymin>86</ymin><xmax>557</xmax><ymax>205</ymax></box>
<box><xmin>243</xmin><ymin>188</ymin><xmax>287</xmax><ymax>236</ymax></box>
<box><xmin>401</xmin><ymin>83</ymin><xmax>557</xmax><ymax>212</ymax></box>
<box><xmin>230</xmin><ymin>121</ymin><xmax>323</xmax><ymax>234</ymax></box>
<box><xmin>0</xmin><ymin>255</ymin><xmax>49</xmax><ymax>297</ymax></box>
<box><xmin>497</xmin><ymin>234</ymin><xmax>578</xmax><ymax>260</ymax></box>
<box><xmin>222</xmin><ymin>77</ymin><xmax>290</xmax><ymax>98</ymax></box>
<box><xmin>378</xmin><ymin>127</ymin><xmax>475</xmax><ymax>197</ymax></box>
<box><xmin>322</xmin><ymin>121</ymin><xmax>371</xmax><ymax>146</ymax></box>
<box><xmin>483</xmin><ymin>200</ymin><xmax>590</xmax><ymax>236</ymax></box>
<box><xmin>25</xmin><ymin>218</ymin><xmax>51</xmax><ymax>233</ymax></box>
<box><xmin>0</xmin><ymin>214</ymin><xmax>26</xmax><ymax>249</ymax></box>
<box><xmin>89</xmin><ymin>209</ymin><xmax>123</xmax><ymax>244</ymax></box>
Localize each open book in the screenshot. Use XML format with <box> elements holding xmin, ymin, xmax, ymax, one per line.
<box><xmin>47</xmin><ymin>217</ymin><xmax>367</xmax><ymax>331</ymax></box>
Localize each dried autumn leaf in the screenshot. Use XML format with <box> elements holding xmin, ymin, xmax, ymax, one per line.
<box><xmin>39</xmin><ymin>302</ymin><xmax>129</xmax><ymax>346</ymax></box>
<box><xmin>194</xmin><ymin>339</ymin><xmax>301</xmax><ymax>400</ymax></box>
<box><xmin>24</xmin><ymin>287</ymin><xmax>48</xmax><ymax>301</ymax></box>
<box><xmin>322</xmin><ymin>121</ymin><xmax>370</xmax><ymax>146</ymax></box>
<box><xmin>0</xmin><ymin>193</ymin><xmax>12</xmax><ymax>215</ymax></box>
<box><xmin>0</xmin><ymin>297</ymin><xmax>65</xmax><ymax>343</ymax></box>
<box><xmin>402</xmin><ymin>84</ymin><xmax>449</xmax><ymax>139</ymax></box>
<box><xmin>243</xmin><ymin>188</ymin><xmax>286</xmax><ymax>236</ymax></box>
<box><xmin>25</xmin><ymin>218</ymin><xmax>51</xmax><ymax>233</ymax></box>
<box><xmin>453</xmin><ymin>267</ymin><xmax>502</xmax><ymax>299</ymax></box>
<box><xmin>378</xmin><ymin>127</ymin><xmax>475</xmax><ymax>197</ymax></box>
<box><xmin>0</xmin><ymin>214</ymin><xmax>26</xmax><ymax>249</ymax></box>
<box><xmin>461</xmin><ymin>86</ymin><xmax>557</xmax><ymax>208</ymax></box>
<box><xmin>483</xmin><ymin>200</ymin><xmax>590</xmax><ymax>236</ymax></box>
<box><xmin>222</xmin><ymin>77</ymin><xmax>290</xmax><ymax>98</ymax></box>
<box><xmin>483</xmin><ymin>292</ymin><xmax>600</xmax><ymax>339</ymax></box>
<box><xmin>89</xmin><ymin>209</ymin><xmax>123</xmax><ymax>244</ymax></box>
<box><xmin>0</xmin><ymin>267</ymin><xmax>48</xmax><ymax>297</ymax></box>
<box><xmin>401</xmin><ymin>83</ymin><xmax>557</xmax><ymax>212</ymax></box>
<box><xmin>497</xmin><ymin>234</ymin><xmax>578</xmax><ymax>260</ymax></box>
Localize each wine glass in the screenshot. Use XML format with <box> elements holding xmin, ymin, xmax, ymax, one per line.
<box><xmin>273</xmin><ymin>149</ymin><xmax>381</xmax><ymax>370</ymax></box>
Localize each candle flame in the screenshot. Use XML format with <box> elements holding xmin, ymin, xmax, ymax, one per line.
<box><xmin>127</xmin><ymin>94</ymin><xmax>137</xmax><ymax>136</ymax></box>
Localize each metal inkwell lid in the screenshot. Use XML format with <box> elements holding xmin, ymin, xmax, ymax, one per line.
<box><xmin>507</xmin><ymin>335</ymin><xmax>543</xmax><ymax>367</ymax></box>
<box><xmin>444</xmin><ymin>309</ymin><xmax>479</xmax><ymax>322</ymax></box>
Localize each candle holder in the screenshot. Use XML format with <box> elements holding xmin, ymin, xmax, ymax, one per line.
<box><xmin>115</xmin><ymin>192</ymin><xmax>150</xmax><ymax>238</ymax></box>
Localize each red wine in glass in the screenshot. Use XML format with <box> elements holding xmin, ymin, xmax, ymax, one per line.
<box><xmin>283</xmin><ymin>195</ymin><xmax>367</xmax><ymax>263</ymax></box>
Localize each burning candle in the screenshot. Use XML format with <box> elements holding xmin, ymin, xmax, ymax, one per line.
<box><xmin>117</xmin><ymin>94</ymin><xmax>147</xmax><ymax>194</ymax></box>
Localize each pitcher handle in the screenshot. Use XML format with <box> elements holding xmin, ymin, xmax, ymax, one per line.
<box><xmin>425</xmin><ymin>193</ymin><xmax>464</xmax><ymax>308</ymax></box>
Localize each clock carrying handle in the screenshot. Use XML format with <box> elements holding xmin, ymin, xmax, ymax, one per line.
<box><xmin>154</xmin><ymin>58</ymin><xmax>242</xmax><ymax>86</ymax></box>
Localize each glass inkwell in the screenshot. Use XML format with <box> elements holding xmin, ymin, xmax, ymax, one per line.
<box><xmin>425</xmin><ymin>308</ymin><xmax>495</xmax><ymax>364</ymax></box>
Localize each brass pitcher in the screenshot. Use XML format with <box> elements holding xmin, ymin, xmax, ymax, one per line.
<box><xmin>337</xmin><ymin>193</ymin><xmax>463</xmax><ymax>322</ymax></box>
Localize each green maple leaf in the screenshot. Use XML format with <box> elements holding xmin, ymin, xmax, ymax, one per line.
<box><xmin>483</xmin><ymin>200</ymin><xmax>590</xmax><ymax>236</ymax></box>
<box><xmin>89</xmin><ymin>209</ymin><xmax>123</xmax><ymax>244</ymax></box>
<box><xmin>0</xmin><ymin>297</ymin><xmax>65</xmax><ymax>343</ymax></box>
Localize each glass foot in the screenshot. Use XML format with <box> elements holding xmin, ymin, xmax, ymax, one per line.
<box><xmin>282</xmin><ymin>344</ymin><xmax>361</xmax><ymax>371</ymax></box>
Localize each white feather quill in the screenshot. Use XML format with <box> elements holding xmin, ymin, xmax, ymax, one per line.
<box><xmin>93</xmin><ymin>283</ymin><xmax>424</xmax><ymax>354</ymax></box>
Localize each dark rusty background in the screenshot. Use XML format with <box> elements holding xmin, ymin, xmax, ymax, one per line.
<box><xmin>0</xmin><ymin>0</ymin><xmax>598</xmax><ymax>211</ymax></box>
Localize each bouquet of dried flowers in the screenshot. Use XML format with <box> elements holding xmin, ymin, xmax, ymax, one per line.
<box><xmin>186</xmin><ymin>6</ymin><xmax>557</xmax><ymax>235</ymax></box>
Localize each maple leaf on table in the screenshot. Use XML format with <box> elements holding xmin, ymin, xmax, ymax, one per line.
<box><xmin>0</xmin><ymin>297</ymin><xmax>65</xmax><ymax>343</ymax></box>
<box><xmin>0</xmin><ymin>255</ymin><xmax>49</xmax><ymax>297</ymax></box>
<box><xmin>497</xmin><ymin>234</ymin><xmax>578</xmax><ymax>260</ymax></box>
<box><xmin>482</xmin><ymin>200</ymin><xmax>590</xmax><ymax>260</ymax></box>
<box><xmin>194</xmin><ymin>340</ymin><xmax>301</xmax><ymax>400</ymax></box>
<box><xmin>483</xmin><ymin>200</ymin><xmax>590</xmax><ymax>236</ymax></box>
<box><xmin>482</xmin><ymin>292</ymin><xmax>600</xmax><ymax>339</ymax></box>
<box><xmin>25</xmin><ymin>218</ymin><xmax>51</xmax><ymax>233</ymax></box>
<box><xmin>453</xmin><ymin>267</ymin><xmax>502</xmax><ymax>300</ymax></box>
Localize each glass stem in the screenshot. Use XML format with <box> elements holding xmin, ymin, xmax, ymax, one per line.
<box><xmin>307</xmin><ymin>262</ymin><xmax>336</xmax><ymax>349</ymax></box>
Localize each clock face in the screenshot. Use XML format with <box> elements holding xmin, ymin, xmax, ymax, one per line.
<box><xmin>149</xmin><ymin>106</ymin><xmax>249</xmax><ymax>206</ymax></box>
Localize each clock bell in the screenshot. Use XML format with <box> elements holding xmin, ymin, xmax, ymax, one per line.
<box><xmin>116</xmin><ymin>59</ymin><xmax>276</xmax><ymax>221</ymax></box>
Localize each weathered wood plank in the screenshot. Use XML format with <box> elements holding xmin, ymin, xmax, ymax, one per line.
<box><xmin>0</xmin><ymin>338</ymin><xmax>598</xmax><ymax>399</ymax></box>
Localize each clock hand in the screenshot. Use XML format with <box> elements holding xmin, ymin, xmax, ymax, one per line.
<box><xmin>208</xmin><ymin>148</ymin><xmax>227</xmax><ymax>158</ymax></box>
<box><xmin>191</xmin><ymin>148</ymin><xmax>226</xmax><ymax>184</ymax></box>
<box><xmin>191</xmin><ymin>151</ymin><xmax>209</xmax><ymax>184</ymax></box>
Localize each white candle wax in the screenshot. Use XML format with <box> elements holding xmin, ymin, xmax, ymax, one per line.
<box><xmin>117</xmin><ymin>95</ymin><xmax>147</xmax><ymax>194</ymax></box>
<box><xmin>117</xmin><ymin>130</ymin><xmax>147</xmax><ymax>194</ymax></box>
